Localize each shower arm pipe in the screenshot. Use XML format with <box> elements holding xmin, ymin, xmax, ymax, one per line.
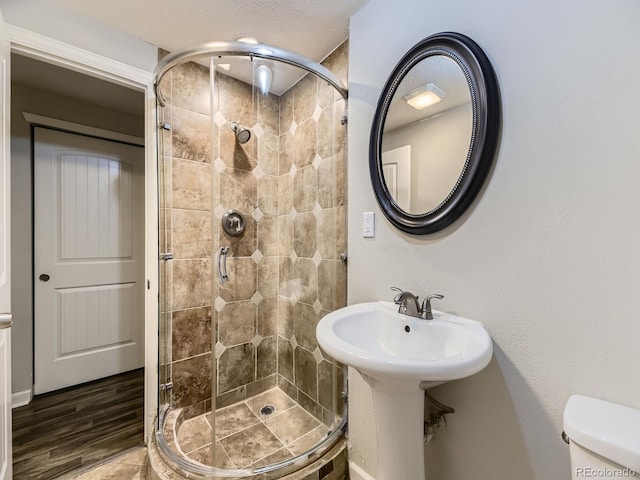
<box><xmin>154</xmin><ymin>40</ymin><xmax>348</xmax><ymax>106</ymax></box>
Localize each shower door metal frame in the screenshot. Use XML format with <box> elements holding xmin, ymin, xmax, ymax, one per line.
<box><xmin>154</xmin><ymin>40</ymin><xmax>348</xmax><ymax>104</ymax></box>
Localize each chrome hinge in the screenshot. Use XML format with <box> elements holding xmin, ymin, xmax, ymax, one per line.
<box><xmin>160</xmin><ymin>253</ymin><xmax>173</xmax><ymax>260</ymax></box>
<box><xmin>158</xmin><ymin>122</ymin><xmax>171</xmax><ymax>130</ymax></box>
<box><xmin>160</xmin><ymin>382</ymin><xmax>173</xmax><ymax>392</ymax></box>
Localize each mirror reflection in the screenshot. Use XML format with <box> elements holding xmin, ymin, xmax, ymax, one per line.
<box><xmin>381</xmin><ymin>55</ymin><xmax>472</xmax><ymax>214</ymax></box>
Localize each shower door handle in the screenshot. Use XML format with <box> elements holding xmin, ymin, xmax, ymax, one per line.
<box><xmin>217</xmin><ymin>246</ymin><xmax>230</xmax><ymax>284</ymax></box>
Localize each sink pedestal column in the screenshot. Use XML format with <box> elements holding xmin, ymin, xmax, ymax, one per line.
<box><xmin>366</xmin><ymin>376</ymin><xmax>426</xmax><ymax>480</ymax></box>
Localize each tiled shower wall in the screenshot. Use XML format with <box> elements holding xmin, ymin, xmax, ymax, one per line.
<box><xmin>212</xmin><ymin>70</ymin><xmax>282</xmax><ymax>408</ymax></box>
<box><xmin>158</xmin><ymin>41</ymin><xmax>348</xmax><ymax>423</ymax></box>
<box><xmin>275</xmin><ymin>42</ymin><xmax>348</xmax><ymax>424</ymax></box>
<box><xmin>159</xmin><ymin>59</ymin><xmax>215</xmax><ymax>419</ymax></box>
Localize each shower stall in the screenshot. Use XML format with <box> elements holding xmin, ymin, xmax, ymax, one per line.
<box><xmin>153</xmin><ymin>40</ymin><xmax>348</xmax><ymax>478</ymax></box>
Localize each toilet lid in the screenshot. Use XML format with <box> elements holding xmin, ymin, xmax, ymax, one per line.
<box><xmin>563</xmin><ymin>395</ymin><xmax>640</xmax><ymax>472</ymax></box>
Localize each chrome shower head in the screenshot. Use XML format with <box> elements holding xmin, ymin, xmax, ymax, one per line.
<box><xmin>231</xmin><ymin>122</ymin><xmax>251</xmax><ymax>144</ymax></box>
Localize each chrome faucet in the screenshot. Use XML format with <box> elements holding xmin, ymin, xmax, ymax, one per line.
<box><xmin>392</xmin><ymin>289</ymin><xmax>422</xmax><ymax>317</ymax></box>
<box><xmin>392</xmin><ymin>287</ymin><xmax>444</xmax><ymax>320</ymax></box>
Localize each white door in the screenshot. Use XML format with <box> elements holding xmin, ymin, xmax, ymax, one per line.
<box><xmin>0</xmin><ymin>7</ymin><xmax>11</xmax><ymax>480</ymax></box>
<box><xmin>34</xmin><ymin>128</ymin><xmax>144</xmax><ymax>394</ymax></box>
<box><xmin>382</xmin><ymin>145</ymin><xmax>412</xmax><ymax>212</ymax></box>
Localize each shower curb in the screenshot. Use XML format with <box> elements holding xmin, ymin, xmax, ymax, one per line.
<box><xmin>147</xmin><ymin>431</ymin><xmax>348</xmax><ymax>480</ymax></box>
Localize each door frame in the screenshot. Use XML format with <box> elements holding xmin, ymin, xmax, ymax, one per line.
<box><xmin>7</xmin><ymin>26</ymin><xmax>159</xmax><ymax>441</ymax></box>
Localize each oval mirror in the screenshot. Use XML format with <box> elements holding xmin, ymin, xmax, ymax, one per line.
<box><xmin>370</xmin><ymin>32</ymin><xmax>500</xmax><ymax>234</ymax></box>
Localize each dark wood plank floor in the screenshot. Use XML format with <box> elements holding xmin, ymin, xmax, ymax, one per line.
<box><xmin>12</xmin><ymin>368</ymin><xmax>145</xmax><ymax>479</ymax></box>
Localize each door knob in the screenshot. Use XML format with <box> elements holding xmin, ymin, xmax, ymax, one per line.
<box><xmin>39</xmin><ymin>274</ymin><xmax>50</xmax><ymax>282</ymax></box>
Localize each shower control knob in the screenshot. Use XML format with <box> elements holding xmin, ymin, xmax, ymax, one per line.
<box><xmin>222</xmin><ymin>209</ymin><xmax>246</xmax><ymax>237</ymax></box>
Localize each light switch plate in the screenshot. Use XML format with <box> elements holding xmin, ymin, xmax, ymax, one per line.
<box><xmin>363</xmin><ymin>212</ymin><xmax>375</xmax><ymax>238</ymax></box>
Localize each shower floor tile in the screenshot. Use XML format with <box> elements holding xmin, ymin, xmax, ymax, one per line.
<box><xmin>248</xmin><ymin>447</ymin><xmax>293</xmax><ymax>469</ymax></box>
<box><xmin>263</xmin><ymin>405</ymin><xmax>321</xmax><ymax>445</ymax></box>
<box><xmin>177</xmin><ymin>415</ymin><xmax>212</xmax><ymax>453</ymax></box>
<box><xmin>246</xmin><ymin>388</ymin><xmax>296</xmax><ymax>417</ymax></box>
<box><xmin>215</xmin><ymin>402</ymin><xmax>261</xmax><ymax>438</ymax></box>
<box><xmin>174</xmin><ymin>386</ymin><xmax>330</xmax><ymax>470</ymax></box>
<box><xmin>219</xmin><ymin>423</ymin><xmax>284</xmax><ymax>468</ymax></box>
<box><xmin>188</xmin><ymin>441</ymin><xmax>235</xmax><ymax>469</ymax></box>
<box><xmin>287</xmin><ymin>426</ymin><xmax>328</xmax><ymax>456</ymax></box>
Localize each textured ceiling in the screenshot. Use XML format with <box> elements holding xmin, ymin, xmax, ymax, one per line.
<box><xmin>13</xmin><ymin>1</ymin><xmax>368</xmax><ymax>116</ymax></box>
<box><xmin>44</xmin><ymin>0</ymin><xmax>367</xmax><ymax>64</ymax></box>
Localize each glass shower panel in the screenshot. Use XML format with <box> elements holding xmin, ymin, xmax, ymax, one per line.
<box><xmin>157</xmin><ymin>82</ymin><xmax>173</xmax><ymax>417</ymax></box>
<box><xmin>154</xmin><ymin>43</ymin><xmax>348</xmax><ymax>477</ymax></box>
<box><xmin>212</xmin><ymin>57</ymin><xmax>258</xmax><ymax>411</ymax></box>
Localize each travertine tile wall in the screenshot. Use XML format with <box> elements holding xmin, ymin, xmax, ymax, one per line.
<box><xmin>212</xmin><ymin>71</ymin><xmax>281</xmax><ymax>409</ymax></box>
<box><xmin>276</xmin><ymin>42</ymin><xmax>348</xmax><ymax>425</ymax></box>
<box><xmin>158</xmin><ymin>60</ymin><xmax>215</xmax><ymax>419</ymax></box>
<box><xmin>158</xmin><ymin>41</ymin><xmax>348</xmax><ymax>423</ymax></box>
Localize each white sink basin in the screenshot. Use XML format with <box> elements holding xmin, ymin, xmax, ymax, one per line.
<box><xmin>317</xmin><ymin>301</ymin><xmax>493</xmax><ymax>388</ymax></box>
<box><xmin>316</xmin><ymin>301</ymin><xmax>493</xmax><ymax>480</ymax></box>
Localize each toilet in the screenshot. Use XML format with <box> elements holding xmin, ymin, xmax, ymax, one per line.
<box><xmin>564</xmin><ymin>395</ymin><xmax>640</xmax><ymax>478</ymax></box>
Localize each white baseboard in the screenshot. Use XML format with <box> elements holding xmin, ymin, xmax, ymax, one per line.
<box><xmin>349</xmin><ymin>461</ymin><xmax>377</xmax><ymax>480</ymax></box>
<box><xmin>12</xmin><ymin>388</ymin><xmax>32</xmax><ymax>408</ymax></box>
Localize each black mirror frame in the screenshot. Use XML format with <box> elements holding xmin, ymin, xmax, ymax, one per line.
<box><xmin>369</xmin><ymin>32</ymin><xmax>501</xmax><ymax>235</ymax></box>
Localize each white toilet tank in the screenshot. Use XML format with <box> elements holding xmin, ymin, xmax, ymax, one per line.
<box><xmin>563</xmin><ymin>395</ymin><xmax>640</xmax><ymax>479</ymax></box>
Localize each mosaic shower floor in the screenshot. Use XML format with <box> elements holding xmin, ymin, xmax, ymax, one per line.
<box><xmin>170</xmin><ymin>388</ymin><xmax>331</xmax><ymax>470</ymax></box>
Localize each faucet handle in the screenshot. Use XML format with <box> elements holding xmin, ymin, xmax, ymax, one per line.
<box><xmin>422</xmin><ymin>294</ymin><xmax>444</xmax><ymax>320</ymax></box>
<box><xmin>391</xmin><ymin>286</ymin><xmax>405</xmax><ymax>303</ymax></box>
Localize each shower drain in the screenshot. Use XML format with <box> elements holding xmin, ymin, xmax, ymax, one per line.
<box><xmin>260</xmin><ymin>404</ymin><xmax>276</xmax><ymax>416</ymax></box>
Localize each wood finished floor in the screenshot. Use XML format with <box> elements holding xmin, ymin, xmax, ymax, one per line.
<box><xmin>12</xmin><ymin>368</ymin><xmax>145</xmax><ymax>480</ymax></box>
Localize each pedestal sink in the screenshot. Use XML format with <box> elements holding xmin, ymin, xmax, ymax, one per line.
<box><xmin>316</xmin><ymin>301</ymin><xmax>493</xmax><ymax>480</ymax></box>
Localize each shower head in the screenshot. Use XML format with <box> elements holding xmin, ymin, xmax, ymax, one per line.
<box><xmin>231</xmin><ymin>122</ymin><xmax>251</xmax><ymax>144</ymax></box>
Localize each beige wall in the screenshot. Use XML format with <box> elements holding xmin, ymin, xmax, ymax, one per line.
<box><xmin>347</xmin><ymin>0</ymin><xmax>640</xmax><ymax>479</ymax></box>
<box><xmin>11</xmin><ymin>81</ymin><xmax>144</xmax><ymax>394</ymax></box>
